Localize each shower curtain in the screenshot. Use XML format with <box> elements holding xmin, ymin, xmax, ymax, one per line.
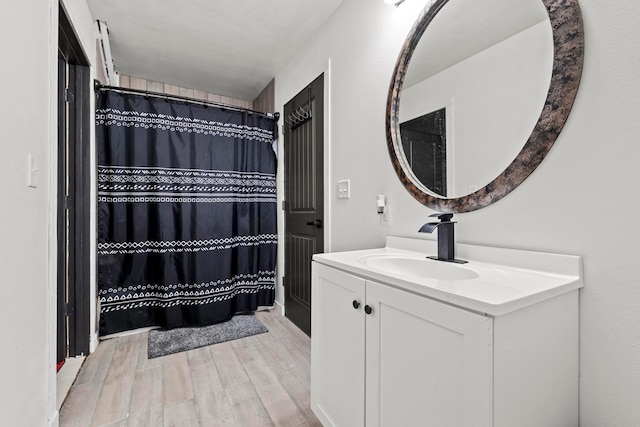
<box><xmin>96</xmin><ymin>89</ymin><xmax>278</xmax><ymax>336</ymax></box>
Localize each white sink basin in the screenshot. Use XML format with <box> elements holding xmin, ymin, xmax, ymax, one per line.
<box><xmin>314</xmin><ymin>237</ymin><xmax>583</xmax><ymax>315</ymax></box>
<box><xmin>359</xmin><ymin>254</ymin><xmax>479</xmax><ymax>281</ymax></box>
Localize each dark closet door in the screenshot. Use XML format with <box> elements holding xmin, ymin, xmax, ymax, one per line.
<box><xmin>284</xmin><ymin>74</ymin><xmax>324</xmax><ymax>336</ymax></box>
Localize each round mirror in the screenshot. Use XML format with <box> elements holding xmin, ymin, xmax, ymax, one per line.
<box><xmin>386</xmin><ymin>0</ymin><xmax>584</xmax><ymax>212</ymax></box>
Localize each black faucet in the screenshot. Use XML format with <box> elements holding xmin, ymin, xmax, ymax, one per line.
<box><xmin>418</xmin><ymin>213</ymin><xmax>467</xmax><ymax>264</ymax></box>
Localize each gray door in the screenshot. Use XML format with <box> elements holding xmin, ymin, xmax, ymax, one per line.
<box><xmin>284</xmin><ymin>74</ymin><xmax>324</xmax><ymax>336</ymax></box>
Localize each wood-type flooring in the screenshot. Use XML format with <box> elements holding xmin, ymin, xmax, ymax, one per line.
<box><xmin>59</xmin><ymin>310</ymin><xmax>321</xmax><ymax>427</ymax></box>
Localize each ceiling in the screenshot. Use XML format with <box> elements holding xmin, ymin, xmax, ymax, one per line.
<box><xmin>86</xmin><ymin>0</ymin><xmax>344</xmax><ymax>100</ymax></box>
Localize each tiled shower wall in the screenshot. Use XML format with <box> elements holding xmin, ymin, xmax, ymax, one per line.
<box><xmin>118</xmin><ymin>74</ymin><xmax>254</xmax><ymax>110</ymax></box>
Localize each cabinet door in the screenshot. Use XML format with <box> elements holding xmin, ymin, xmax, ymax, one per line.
<box><xmin>311</xmin><ymin>263</ymin><xmax>366</xmax><ymax>427</ymax></box>
<box><xmin>365</xmin><ymin>280</ymin><xmax>493</xmax><ymax>427</ymax></box>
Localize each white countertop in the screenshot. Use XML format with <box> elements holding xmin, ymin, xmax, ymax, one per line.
<box><xmin>312</xmin><ymin>237</ymin><xmax>583</xmax><ymax>316</ymax></box>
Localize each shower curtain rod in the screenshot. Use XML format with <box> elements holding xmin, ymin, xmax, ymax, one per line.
<box><xmin>94</xmin><ymin>80</ymin><xmax>280</xmax><ymax>122</ymax></box>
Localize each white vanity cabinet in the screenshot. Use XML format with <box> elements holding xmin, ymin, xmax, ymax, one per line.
<box><xmin>311</xmin><ymin>262</ymin><xmax>492</xmax><ymax>427</ymax></box>
<box><xmin>310</xmin><ymin>243</ymin><xmax>580</xmax><ymax>427</ymax></box>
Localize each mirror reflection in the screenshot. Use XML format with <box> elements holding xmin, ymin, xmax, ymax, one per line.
<box><xmin>398</xmin><ymin>0</ymin><xmax>553</xmax><ymax>198</ymax></box>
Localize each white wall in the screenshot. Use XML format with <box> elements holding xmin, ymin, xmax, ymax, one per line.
<box><xmin>0</xmin><ymin>1</ymin><xmax>95</xmax><ymax>425</ymax></box>
<box><xmin>0</xmin><ymin>2</ymin><xmax>55</xmax><ymax>424</ymax></box>
<box><xmin>275</xmin><ymin>0</ymin><xmax>640</xmax><ymax>424</ymax></box>
<box><xmin>400</xmin><ymin>20</ymin><xmax>552</xmax><ymax>197</ymax></box>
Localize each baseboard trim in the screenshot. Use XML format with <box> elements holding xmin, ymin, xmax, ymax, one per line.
<box><xmin>274</xmin><ymin>300</ymin><xmax>285</xmax><ymax>316</ymax></box>
<box><xmin>90</xmin><ymin>332</ymin><xmax>99</xmax><ymax>353</ymax></box>
<box><xmin>47</xmin><ymin>410</ymin><xmax>59</xmax><ymax>427</ymax></box>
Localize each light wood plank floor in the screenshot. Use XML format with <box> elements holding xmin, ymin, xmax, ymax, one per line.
<box><xmin>59</xmin><ymin>310</ymin><xmax>322</xmax><ymax>427</ymax></box>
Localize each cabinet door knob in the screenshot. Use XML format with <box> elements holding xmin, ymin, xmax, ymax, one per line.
<box><xmin>364</xmin><ymin>305</ymin><xmax>373</xmax><ymax>315</ymax></box>
<box><xmin>352</xmin><ymin>300</ymin><xmax>361</xmax><ymax>309</ymax></box>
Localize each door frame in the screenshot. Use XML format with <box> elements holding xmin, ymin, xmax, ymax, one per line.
<box><xmin>57</xmin><ymin>3</ymin><xmax>91</xmax><ymax>358</ymax></box>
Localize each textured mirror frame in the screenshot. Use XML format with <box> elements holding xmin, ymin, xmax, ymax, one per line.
<box><xmin>386</xmin><ymin>0</ymin><xmax>584</xmax><ymax>213</ymax></box>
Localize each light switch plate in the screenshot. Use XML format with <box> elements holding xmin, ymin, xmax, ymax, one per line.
<box><xmin>27</xmin><ymin>154</ymin><xmax>38</xmax><ymax>188</ymax></box>
<box><xmin>337</xmin><ymin>179</ymin><xmax>350</xmax><ymax>199</ymax></box>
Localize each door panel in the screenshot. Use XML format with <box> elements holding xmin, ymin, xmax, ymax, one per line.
<box><xmin>57</xmin><ymin>55</ymin><xmax>67</xmax><ymax>363</ymax></box>
<box><xmin>284</xmin><ymin>74</ymin><xmax>324</xmax><ymax>335</ymax></box>
<box><xmin>67</xmin><ymin>61</ymin><xmax>91</xmax><ymax>356</ymax></box>
<box><xmin>365</xmin><ymin>280</ymin><xmax>493</xmax><ymax>427</ymax></box>
<box><xmin>311</xmin><ymin>263</ymin><xmax>365</xmax><ymax>427</ymax></box>
<box><xmin>289</xmin><ymin>234</ymin><xmax>315</xmax><ymax>309</ymax></box>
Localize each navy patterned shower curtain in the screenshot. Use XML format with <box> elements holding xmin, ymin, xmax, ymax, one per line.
<box><xmin>96</xmin><ymin>89</ymin><xmax>278</xmax><ymax>336</ymax></box>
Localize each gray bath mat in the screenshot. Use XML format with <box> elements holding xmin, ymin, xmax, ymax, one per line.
<box><xmin>148</xmin><ymin>314</ymin><xmax>268</xmax><ymax>359</ymax></box>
